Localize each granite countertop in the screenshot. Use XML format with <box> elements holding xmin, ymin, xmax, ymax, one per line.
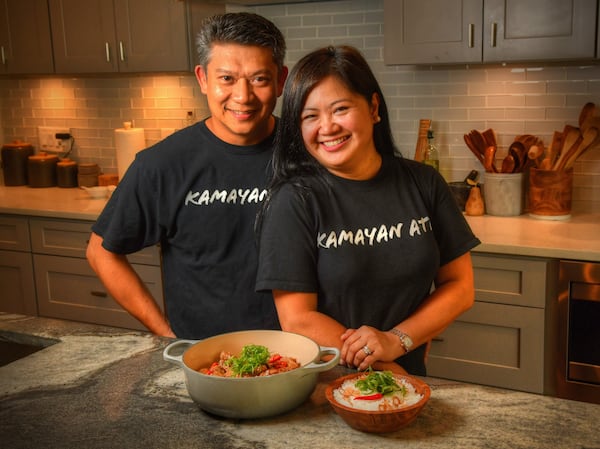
<box><xmin>1</xmin><ymin>184</ymin><xmax>599</xmax><ymax>261</ymax></box>
<box><xmin>1</xmin><ymin>313</ymin><xmax>599</xmax><ymax>449</ymax></box>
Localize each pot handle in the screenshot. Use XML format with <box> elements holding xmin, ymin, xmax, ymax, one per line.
<box><xmin>302</xmin><ymin>346</ymin><xmax>341</xmax><ymax>373</ymax></box>
<box><xmin>162</xmin><ymin>339</ymin><xmax>197</xmax><ymax>367</ymax></box>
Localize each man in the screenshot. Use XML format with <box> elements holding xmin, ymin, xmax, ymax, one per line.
<box><xmin>86</xmin><ymin>12</ymin><xmax>288</xmax><ymax>339</ymax></box>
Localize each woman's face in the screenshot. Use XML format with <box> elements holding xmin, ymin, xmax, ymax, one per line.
<box><xmin>300</xmin><ymin>76</ymin><xmax>381</xmax><ymax>180</ymax></box>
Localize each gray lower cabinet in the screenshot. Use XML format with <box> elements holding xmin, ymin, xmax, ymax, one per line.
<box><xmin>34</xmin><ymin>254</ymin><xmax>162</xmax><ymax>331</ymax></box>
<box><xmin>0</xmin><ymin>214</ymin><xmax>164</xmax><ymax>332</ymax></box>
<box><xmin>0</xmin><ymin>249</ymin><xmax>37</xmax><ymax>316</ymax></box>
<box><xmin>0</xmin><ymin>216</ymin><xmax>36</xmax><ymax>315</ymax></box>
<box><xmin>427</xmin><ymin>253</ymin><xmax>558</xmax><ymax>394</ymax></box>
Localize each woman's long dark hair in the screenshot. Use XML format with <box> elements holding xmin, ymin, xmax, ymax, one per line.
<box><xmin>256</xmin><ymin>45</ymin><xmax>398</xmax><ymax>235</ymax></box>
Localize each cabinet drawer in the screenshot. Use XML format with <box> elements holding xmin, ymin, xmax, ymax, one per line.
<box><xmin>427</xmin><ymin>301</ymin><xmax>545</xmax><ymax>393</ymax></box>
<box><xmin>0</xmin><ymin>215</ymin><xmax>30</xmax><ymax>251</ymax></box>
<box><xmin>34</xmin><ymin>254</ymin><xmax>164</xmax><ymax>331</ymax></box>
<box><xmin>29</xmin><ymin>218</ymin><xmax>160</xmax><ymax>265</ymax></box>
<box><xmin>0</xmin><ymin>249</ymin><xmax>37</xmax><ymax>315</ymax></box>
<box><xmin>472</xmin><ymin>253</ymin><xmax>552</xmax><ymax>308</ymax></box>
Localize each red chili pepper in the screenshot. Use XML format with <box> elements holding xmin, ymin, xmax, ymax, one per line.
<box><xmin>206</xmin><ymin>362</ymin><xmax>220</xmax><ymax>375</ymax></box>
<box><xmin>269</xmin><ymin>354</ymin><xmax>282</xmax><ymax>363</ymax></box>
<box><xmin>354</xmin><ymin>393</ymin><xmax>383</xmax><ymax>400</ymax></box>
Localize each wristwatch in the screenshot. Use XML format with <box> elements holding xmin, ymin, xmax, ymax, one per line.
<box><xmin>389</xmin><ymin>328</ymin><xmax>413</xmax><ymax>353</ymax></box>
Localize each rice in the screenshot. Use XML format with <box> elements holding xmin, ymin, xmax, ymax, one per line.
<box><xmin>333</xmin><ymin>375</ymin><xmax>423</xmax><ymax>411</ymax></box>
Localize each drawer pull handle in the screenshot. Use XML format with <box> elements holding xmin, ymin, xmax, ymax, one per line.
<box><xmin>105</xmin><ymin>42</ymin><xmax>110</xmax><ymax>62</ymax></box>
<box><xmin>432</xmin><ymin>336</ymin><xmax>445</xmax><ymax>342</ymax></box>
<box><xmin>490</xmin><ymin>22</ymin><xmax>497</xmax><ymax>47</ymax></box>
<box><xmin>90</xmin><ymin>290</ymin><xmax>108</xmax><ymax>298</ymax></box>
<box><xmin>468</xmin><ymin>23</ymin><xmax>474</xmax><ymax>48</ymax></box>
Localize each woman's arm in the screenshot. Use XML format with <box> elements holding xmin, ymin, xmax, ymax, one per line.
<box><xmin>272</xmin><ymin>289</ymin><xmax>407</xmax><ymax>374</ymax></box>
<box><xmin>341</xmin><ymin>251</ymin><xmax>475</xmax><ymax>370</ymax></box>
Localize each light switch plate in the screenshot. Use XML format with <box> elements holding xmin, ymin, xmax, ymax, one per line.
<box><xmin>37</xmin><ymin>126</ymin><xmax>71</xmax><ymax>153</ymax></box>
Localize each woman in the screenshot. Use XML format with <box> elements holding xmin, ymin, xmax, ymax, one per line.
<box><xmin>256</xmin><ymin>45</ymin><xmax>480</xmax><ymax>375</ymax></box>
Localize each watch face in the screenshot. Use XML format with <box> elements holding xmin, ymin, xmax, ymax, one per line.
<box><xmin>402</xmin><ymin>334</ymin><xmax>413</xmax><ymax>349</ymax></box>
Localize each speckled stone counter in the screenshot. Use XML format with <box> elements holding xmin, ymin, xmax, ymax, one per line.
<box><xmin>1</xmin><ymin>314</ymin><xmax>598</xmax><ymax>449</ymax></box>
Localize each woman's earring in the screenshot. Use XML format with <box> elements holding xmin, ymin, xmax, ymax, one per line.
<box><xmin>374</xmin><ymin>115</ymin><xmax>381</xmax><ymax>123</ymax></box>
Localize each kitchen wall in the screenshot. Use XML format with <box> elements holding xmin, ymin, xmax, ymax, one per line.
<box><xmin>1</xmin><ymin>0</ymin><xmax>599</xmax><ymax>212</ymax></box>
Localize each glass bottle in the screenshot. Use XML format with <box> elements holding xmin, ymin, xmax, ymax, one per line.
<box><xmin>423</xmin><ymin>129</ymin><xmax>439</xmax><ymax>171</ymax></box>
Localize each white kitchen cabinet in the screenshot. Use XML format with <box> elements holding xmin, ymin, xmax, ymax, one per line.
<box><xmin>49</xmin><ymin>0</ymin><xmax>189</xmax><ymax>73</ymax></box>
<box><xmin>0</xmin><ymin>216</ymin><xmax>37</xmax><ymax>315</ymax></box>
<box><xmin>0</xmin><ymin>0</ymin><xmax>54</xmax><ymax>74</ymax></box>
<box><xmin>427</xmin><ymin>253</ymin><xmax>558</xmax><ymax>394</ymax></box>
<box><xmin>384</xmin><ymin>0</ymin><xmax>597</xmax><ymax>65</ymax></box>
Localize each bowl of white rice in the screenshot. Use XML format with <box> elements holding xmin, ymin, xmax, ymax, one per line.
<box><xmin>325</xmin><ymin>371</ymin><xmax>430</xmax><ymax>433</ymax></box>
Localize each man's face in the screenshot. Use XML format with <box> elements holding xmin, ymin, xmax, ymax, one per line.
<box><xmin>195</xmin><ymin>43</ymin><xmax>288</xmax><ymax>146</ymax></box>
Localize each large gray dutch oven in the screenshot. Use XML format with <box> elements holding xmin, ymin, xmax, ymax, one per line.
<box><xmin>163</xmin><ymin>329</ymin><xmax>340</xmax><ymax>419</ymax></box>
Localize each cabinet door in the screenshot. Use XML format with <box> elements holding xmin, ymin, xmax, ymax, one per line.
<box><xmin>0</xmin><ymin>215</ymin><xmax>30</xmax><ymax>251</ymax></box>
<box><xmin>186</xmin><ymin>1</ymin><xmax>224</xmax><ymax>70</ymax></box>
<box><xmin>383</xmin><ymin>0</ymin><xmax>483</xmax><ymax>65</ymax></box>
<box><xmin>114</xmin><ymin>0</ymin><xmax>189</xmax><ymax>72</ymax></box>
<box><xmin>427</xmin><ymin>301</ymin><xmax>545</xmax><ymax>393</ymax></box>
<box><xmin>0</xmin><ymin>249</ymin><xmax>37</xmax><ymax>316</ymax></box>
<box><xmin>0</xmin><ymin>0</ymin><xmax>54</xmax><ymax>74</ymax></box>
<box><xmin>29</xmin><ymin>218</ymin><xmax>161</xmax><ymax>266</ymax></box>
<box><xmin>49</xmin><ymin>0</ymin><xmax>118</xmax><ymax>73</ymax></box>
<box><xmin>34</xmin><ymin>254</ymin><xmax>164</xmax><ymax>331</ymax></box>
<box><xmin>484</xmin><ymin>0</ymin><xmax>597</xmax><ymax>62</ymax></box>
<box><xmin>472</xmin><ymin>253</ymin><xmax>554</xmax><ymax>308</ymax></box>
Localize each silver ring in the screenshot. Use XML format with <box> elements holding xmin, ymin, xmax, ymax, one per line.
<box><xmin>362</xmin><ymin>345</ymin><xmax>373</xmax><ymax>356</ymax></box>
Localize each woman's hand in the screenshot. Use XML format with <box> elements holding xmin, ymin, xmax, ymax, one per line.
<box><xmin>340</xmin><ymin>326</ymin><xmax>403</xmax><ymax>371</ymax></box>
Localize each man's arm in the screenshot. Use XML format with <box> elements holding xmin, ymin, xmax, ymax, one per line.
<box><xmin>86</xmin><ymin>232</ymin><xmax>175</xmax><ymax>338</ymax></box>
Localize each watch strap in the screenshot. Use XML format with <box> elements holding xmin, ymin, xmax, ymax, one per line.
<box><xmin>388</xmin><ymin>328</ymin><xmax>413</xmax><ymax>353</ymax></box>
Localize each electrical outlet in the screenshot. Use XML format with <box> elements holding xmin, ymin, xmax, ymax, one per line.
<box><xmin>37</xmin><ymin>126</ymin><xmax>71</xmax><ymax>153</ymax></box>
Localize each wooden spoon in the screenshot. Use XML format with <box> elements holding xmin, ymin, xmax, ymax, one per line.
<box><xmin>527</xmin><ymin>144</ymin><xmax>544</xmax><ymax>168</ymax></box>
<box><xmin>484</xmin><ymin>145</ymin><xmax>498</xmax><ymax>173</ymax></box>
<box><xmin>579</xmin><ymin>102</ymin><xmax>596</xmax><ymax>131</ymax></box>
<box><xmin>464</xmin><ymin>134</ymin><xmax>485</xmax><ymax>165</ymax></box>
<box><xmin>564</xmin><ymin>126</ymin><xmax>598</xmax><ymax>169</ymax></box>
<box><xmin>553</xmin><ymin>126</ymin><xmax>581</xmax><ymax>170</ymax></box>
<box><xmin>501</xmin><ymin>153</ymin><xmax>516</xmax><ymax>173</ymax></box>
<box><xmin>470</xmin><ymin>130</ymin><xmax>488</xmax><ymax>156</ymax></box>
<box><xmin>509</xmin><ymin>141</ymin><xmax>527</xmax><ymax>172</ymax></box>
<box><xmin>482</xmin><ymin>128</ymin><xmax>497</xmax><ymax>148</ymax></box>
<box><xmin>540</xmin><ymin>130</ymin><xmax>563</xmax><ymax>169</ymax></box>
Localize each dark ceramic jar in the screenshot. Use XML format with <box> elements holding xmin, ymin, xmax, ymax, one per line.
<box><xmin>1</xmin><ymin>141</ymin><xmax>34</xmax><ymax>186</ymax></box>
<box><xmin>28</xmin><ymin>153</ymin><xmax>58</xmax><ymax>187</ymax></box>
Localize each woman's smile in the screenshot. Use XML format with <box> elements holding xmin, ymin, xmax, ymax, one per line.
<box><xmin>301</xmin><ymin>75</ymin><xmax>381</xmax><ymax>180</ymax></box>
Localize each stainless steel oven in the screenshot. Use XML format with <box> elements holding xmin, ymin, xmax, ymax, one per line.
<box><xmin>556</xmin><ymin>260</ymin><xmax>600</xmax><ymax>404</ymax></box>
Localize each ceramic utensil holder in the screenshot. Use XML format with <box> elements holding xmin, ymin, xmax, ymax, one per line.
<box><xmin>483</xmin><ymin>172</ymin><xmax>524</xmax><ymax>216</ymax></box>
<box><xmin>528</xmin><ymin>168</ymin><xmax>573</xmax><ymax>220</ymax></box>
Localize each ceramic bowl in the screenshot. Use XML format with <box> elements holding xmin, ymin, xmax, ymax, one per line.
<box><xmin>81</xmin><ymin>186</ymin><xmax>108</xmax><ymax>199</ymax></box>
<box><xmin>325</xmin><ymin>372</ymin><xmax>430</xmax><ymax>433</ymax></box>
